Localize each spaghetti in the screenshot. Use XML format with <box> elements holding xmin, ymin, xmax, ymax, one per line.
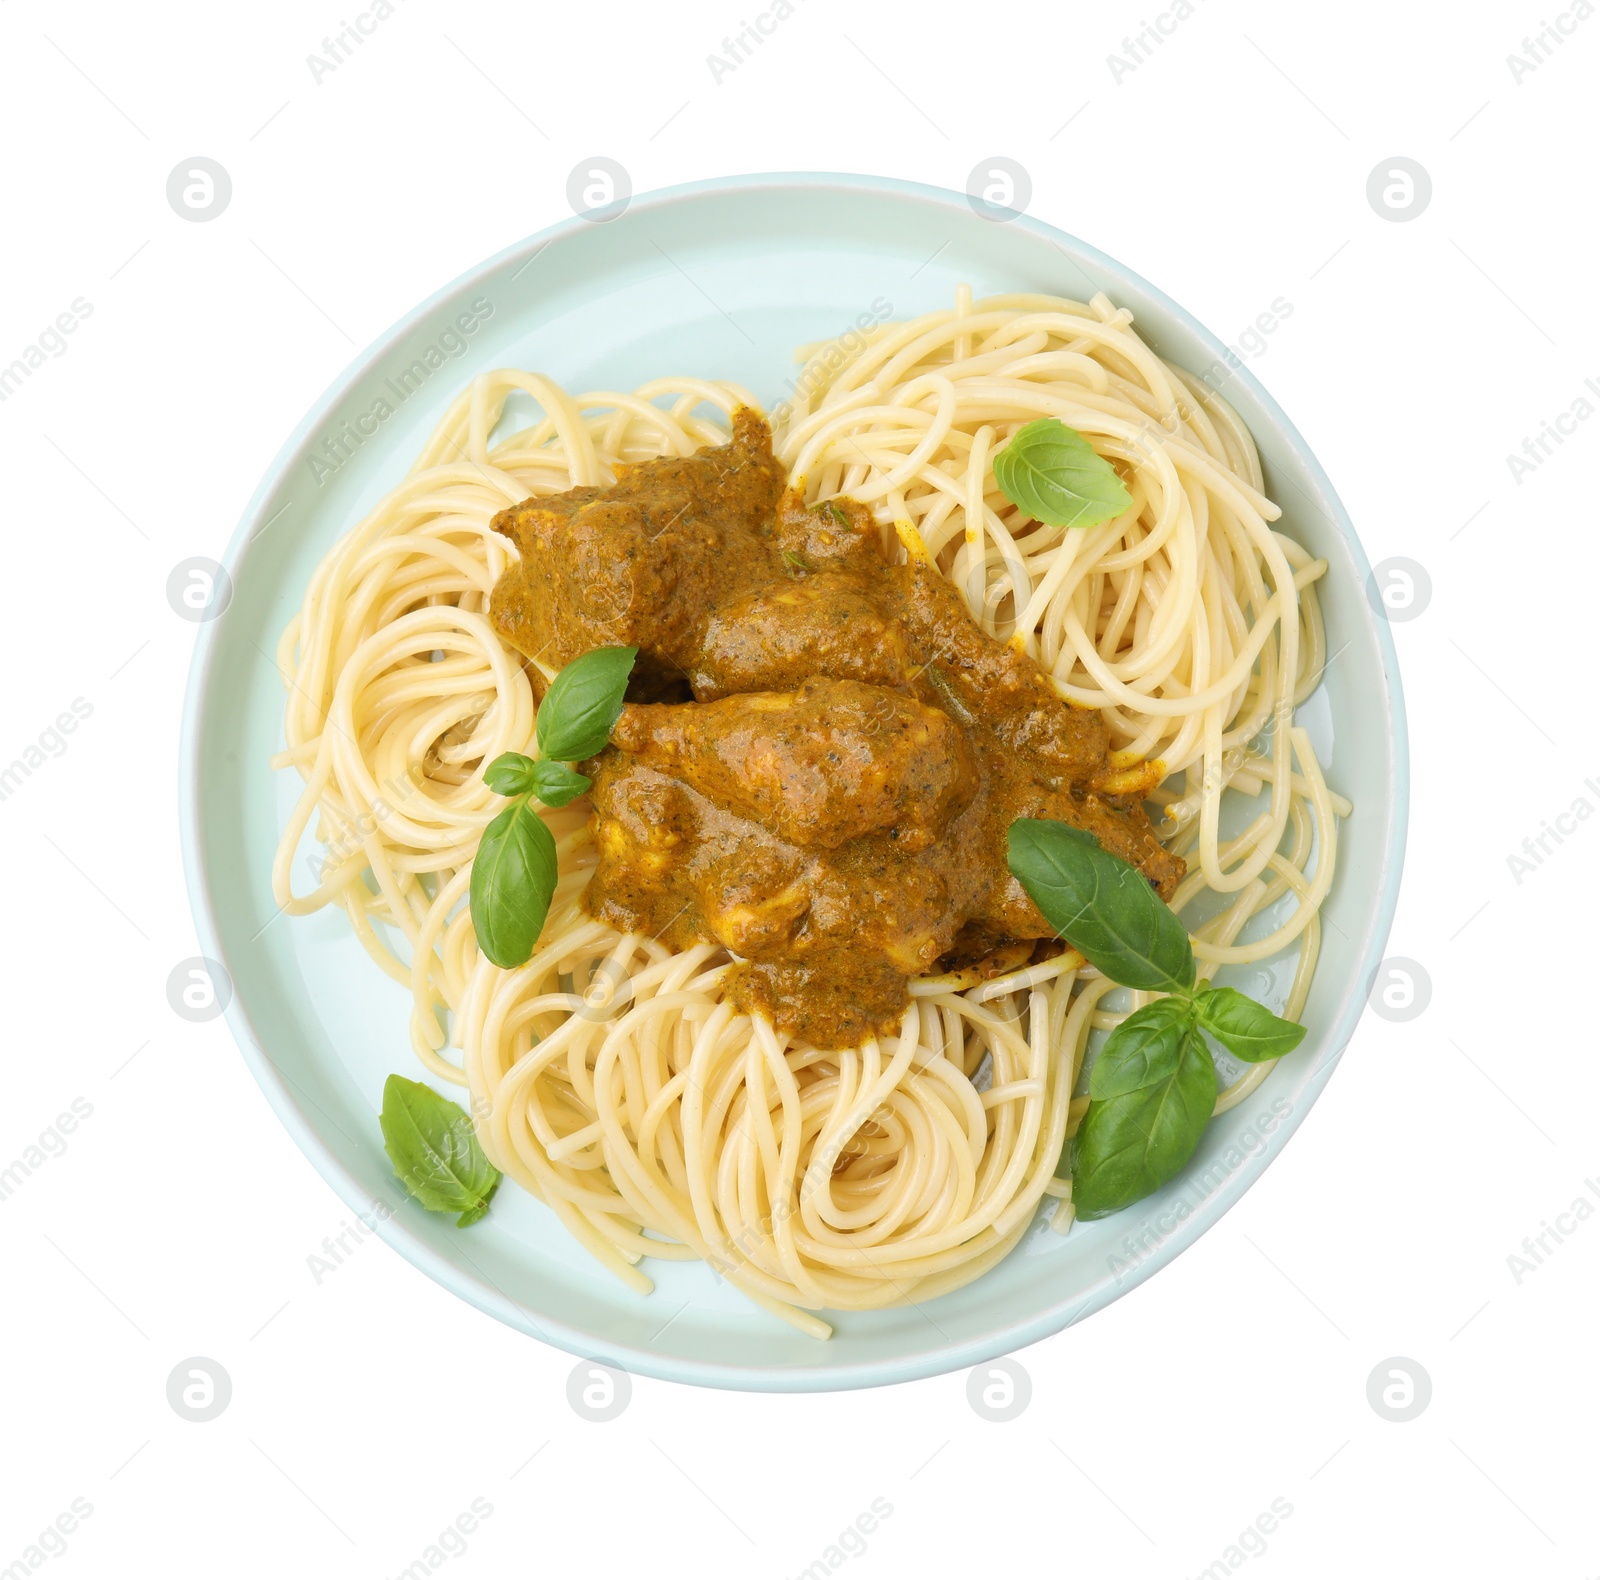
<box><xmin>270</xmin><ymin>289</ymin><xmax>1345</xmax><ymax>1337</ymax></box>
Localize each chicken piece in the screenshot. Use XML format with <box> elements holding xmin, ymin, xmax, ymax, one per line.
<box><xmin>484</xmin><ymin>411</ymin><xmax>1184</xmax><ymax>1046</ymax></box>
<box><xmin>689</xmin><ymin>572</ymin><xmax>911</xmax><ymax>700</ymax></box>
<box><xmin>588</xmin><ymin>758</ymin><xmax>813</xmax><ymax>959</ymax></box>
<box><xmin>488</xmin><ymin>407</ymin><xmax>784</xmax><ymax>684</ymax></box>
<box><xmin>901</xmin><ymin>562</ymin><xmax>1110</xmax><ymax>789</ymax></box>
<box><xmin>772</xmin><ymin>489</ymin><xmax>888</xmax><ymax>571</ymax></box>
<box><xmin>609</xmin><ymin>677</ymin><xmax>976</xmax><ymax>852</ymax></box>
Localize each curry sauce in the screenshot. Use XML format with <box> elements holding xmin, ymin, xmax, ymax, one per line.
<box><xmin>490</xmin><ymin>411</ymin><xmax>1182</xmax><ymax>1048</ymax></box>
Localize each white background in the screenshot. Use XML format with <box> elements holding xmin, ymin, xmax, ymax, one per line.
<box><xmin>1</xmin><ymin>0</ymin><xmax>1594</xmax><ymax>1575</ymax></box>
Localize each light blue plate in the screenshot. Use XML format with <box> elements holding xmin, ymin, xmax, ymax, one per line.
<box><xmin>180</xmin><ymin>173</ymin><xmax>1407</xmax><ymax>1392</ymax></box>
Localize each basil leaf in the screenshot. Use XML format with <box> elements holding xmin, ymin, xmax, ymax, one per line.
<box><xmin>1195</xmin><ymin>986</ymin><xmax>1307</xmax><ymax>1062</ymax></box>
<box><xmin>379</xmin><ymin>1074</ymin><xmax>501</xmax><ymax>1227</ymax></box>
<box><xmin>536</xmin><ymin>646</ymin><xmax>638</xmax><ymax>762</ymax></box>
<box><xmin>1007</xmin><ymin>818</ymin><xmax>1195</xmax><ymax>993</ymax></box>
<box><xmin>992</xmin><ymin>418</ymin><xmax>1132</xmax><ymax>530</ymax></box>
<box><xmin>1087</xmin><ymin>998</ymin><xmax>1198</xmax><ymax>1098</ymax></box>
<box><xmin>531</xmin><ymin>759</ymin><xmax>592</xmax><ymax>808</ymax></box>
<box><xmin>469</xmin><ymin>796</ymin><xmax>558</xmax><ymax>968</ymax></box>
<box><xmin>1072</xmin><ymin>1011</ymin><xmax>1216</xmax><ymax>1220</ymax></box>
<box><xmin>484</xmin><ymin>751</ymin><xmax>537</xmax><ymax>796</ymax></box>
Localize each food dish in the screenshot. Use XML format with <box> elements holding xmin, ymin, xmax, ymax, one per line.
<box><xmin>181</xmin><ymin>175</ymin><xmax>1406</xmax><ymax>1388</ymax></box>
<box><xmin>269</xmin><ymin>290</ymin><xmax>1338</xmax><ymax>1336</ymax></box>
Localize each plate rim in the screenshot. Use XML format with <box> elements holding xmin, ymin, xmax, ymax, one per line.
<box><xmin>179</xmin><ymin>169</ymin><xmax>1409</xmax><ymax>1392</ymax></box>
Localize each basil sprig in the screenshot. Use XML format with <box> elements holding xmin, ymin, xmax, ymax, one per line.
<box><xmin>471</xmin><ymin>793</ymin><xmax>559</xmax><ymax>969</ymax></box>
<box><xmin>380</xmin><ymin>1075</ymin><xmax>501</xmax><ymax>1226</ymax></box>
<box><xmin>1007</xmin><ymin>817</ymin><xmax>1307</xmax><ymax>1220</ymax></box>
<box><xmin>530</xmin><ymin>759</ymin><xmax>591</xmax><ymax>807</ymax></box>
<box><xmin>1006</xmin><ymin>820</ymin><xmax>1193</xmax><ymax>993</ymax></box>
<box><xmin>1193</xmin><ymin>984</ymin><xmax>1308</xmax><ymax>1061</ymax></box>
<box><xmin>992</xmin><ymin>418</ymin><xmax>1132</xmax><ymax>530</ymax></box>
<box><xmin>469</xmin><ymin>645</ymin><xmax>637</xmax><ymax>969</ymax></box>
<box><xmin>1075</xmin><ymin>1002</ymin><xmax>1218</xmax><ymax>1219</ymax></box>
<box><xmin>536</xmin><ymin>644</ymin><xmax>638</xmax><ymax>761</ymax></box>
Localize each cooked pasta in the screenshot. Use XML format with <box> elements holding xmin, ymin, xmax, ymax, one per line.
<box><xmin>270</xmin><ymin>288</ymin><xmax>1344</xmax><ymax>1336</ymax></box>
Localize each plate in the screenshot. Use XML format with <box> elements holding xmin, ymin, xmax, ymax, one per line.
<box><xmin>179</xmin><ymin>173</ymin><xmax>1407</xmax><ymax>1392</ymax></box>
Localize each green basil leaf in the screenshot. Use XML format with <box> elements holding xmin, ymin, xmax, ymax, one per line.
<box><xmin>469</xmin><ymin>796</ymin><xmax>558</xmax><ymax>969</ymax></box>
<box><xmin>992</xmin><ymin>418</ymin><xmax>1132</xmax><ymax>530</ymax></box>
<box><xmin>1007</xmin><ymin>817</ymin><xmax>1195</xmax><ymax>993</ymax></box>
<box><xmin>1087</xmin><ymin>998</ymin><xmax>1198</xmax><ymax>1098</ymax></box>
<box><xmin>379</xmin><ymin>1074</ymin><xmax>501</xmax><ymax>1227</ymax></box>
<box><xmin>1072</xmin><ymin>1015</ymin><xmax>1216</xmax><ymax>1220</ymax></box>
<box><xmin>1195</xmin><ymin>985</ymin><xmax>1307</xmax><ymax>1062</ymax></box>
<box><xmin>536</xmin><ymin>646</ymin><xmax>638</xmax><ymax>762</ymax></box>
<box><xmin>483</xmin><ymin>751</ymin><xmax>537</xmax><ymax>796</ymax></box>
<box><xmin>531</xmin><ymin>759</ymin><xmax>592</xmax><ymax>808</ymax></box>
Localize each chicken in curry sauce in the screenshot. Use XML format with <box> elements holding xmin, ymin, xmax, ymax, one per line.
<box><xmin>489</xmin><ymin>410</ymin><xmax>1180</xmax><ymax>1047</ymax></box>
